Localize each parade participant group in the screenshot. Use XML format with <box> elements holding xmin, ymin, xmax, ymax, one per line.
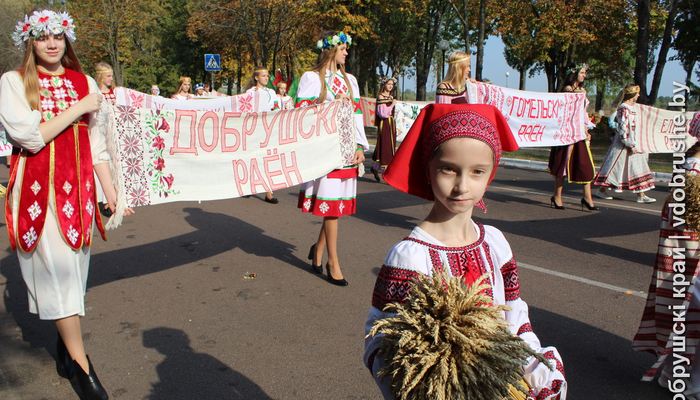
<box><xmin>0</xmin><ymin>7</ymin><xmax>698</xmax><ymax>400</ymax></box>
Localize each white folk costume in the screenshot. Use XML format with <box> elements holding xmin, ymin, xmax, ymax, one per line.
<box><xmin>171</xmin><ymin>93</ymin><xmax>191</xmax><ymax>100</ymax></box>
<box><xmin>247</xmin><ymin>86</ymin><xmax>280</xmax><ymax>111</ymax></box>
<box><xmin>364</xmin><ymin>225</ymin><xmax>567</xmax><ymax>400</ymax></box>
<box><xmin>593</xmin><ymin>103</ymin><xmax>655</xmax><ymax>192</ymax></box>
<box><xmin>102</xmin><ymin>87</ymin><xmax>116</xmax><ymax>105</ymax></box>
<box><xmin>633</xmin><ymin>151</ymin><xmax>700</xmax><ymax>395</ymax></box>
<box><xmin>295</xmin><ymin>69</ymin><xmax>369</xmax><ymax>217</ymax></box>
<box><xmin>0</xmin><ymin>69</ymin><xmax>109</xmax><ymax>320</ymax></box>
<box><xmin>365</xmin><ymin>104</ymin><xmax>567</xmax><ymax>400</ymax></box>
<box><xmin>278</xmin><ymin>94</ymin><xmax>294</xmax><ymax>110</ymax></box>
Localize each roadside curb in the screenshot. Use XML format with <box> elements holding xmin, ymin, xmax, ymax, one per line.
<box><xmin>366</xmin><ymin>146</ymin><xmax>673</xmax><ymax>183</ymax></box>
<box><xmin>500</xmin><ymin>158</ymin><xmax>673</xmax><ymax>183</ymax></box>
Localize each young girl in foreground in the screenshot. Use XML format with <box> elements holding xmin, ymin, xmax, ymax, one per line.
<box><xmin>363</xmin><ymin>104</ymin><xmax>567</xmax><ymax>399</ymax></box>
<box><xmin>1</xmin><ymin>9</ymin><xmax>132</xmax><ymax>399</ymax></box>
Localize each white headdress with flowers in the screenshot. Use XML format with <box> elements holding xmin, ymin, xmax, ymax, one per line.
<box><xmin>12</xmin><ymin>10</ymin><xmax>76</xmax><ymax>51</ymax></box>
<box><xmin>316</xmin><ymin>32</ymin><xmax>352</xmax><ymax>51</ymax></box>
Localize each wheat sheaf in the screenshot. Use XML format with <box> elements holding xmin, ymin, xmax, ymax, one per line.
<box><xmin>368</xmin><ymin>269</ymin><xmax>551</xmax><ymax>400</ymax></box>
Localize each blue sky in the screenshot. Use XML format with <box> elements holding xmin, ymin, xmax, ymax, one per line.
<box><xmin>411</xmin><ymin>37</ymin><xmax>697</xmax><ymax>100</ymax></box>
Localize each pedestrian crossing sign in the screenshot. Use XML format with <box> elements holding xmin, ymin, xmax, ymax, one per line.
<box><xmin>205</xmin><ymin>54</ymin><xmax>221</xmax><ymax>72</ymax></box>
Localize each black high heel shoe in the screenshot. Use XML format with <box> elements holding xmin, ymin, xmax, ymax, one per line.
<box><xmin>371</xmin><ymin>167</ymin><xmax>381</xmax><ymax>182</ymax></box>
<box><xmin>550</xmin><ymin>196</ymin><xmax>566</xmax><ymax>210</ymax></box>
<box><xmin>307</xmin><ymin>244</ymin><xmax>322</xmax><ymax>274</ymax></box>
<box><xmin>580</xmin><ymin>198</ymin><xmax>600</xmax><ymax>211</ymax></box>
<box><xmin>56</xmin><ymin>334</ymin><xmax>75</xmax><ymax>379</ymax></box>
<box><xmin>326</xmin><ymin>263</ymin><xmax>348</xmax><ymax>286</ymax></box>
<box><xmin>73</xmin><ymin>356</ymin><xmax>109</xmax><ymax>400</ymax></box>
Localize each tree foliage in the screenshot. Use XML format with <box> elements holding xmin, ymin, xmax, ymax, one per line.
<box><xmin>8</xmin><ymin>0</ymin><xmax>680</xmax><ymax>104</ymax></box>
<box><xmin>0</xmin><ymin>0</ymin><xmax>33</xmax><ymax>75</ymax></box>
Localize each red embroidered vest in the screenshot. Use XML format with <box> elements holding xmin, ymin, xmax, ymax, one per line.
<box><xmin>103</xmin><ymin>88</ymin><xmax>116</xmax><ymax>105</ymax></box>
<box><xmin>6</xmin><ymin>68</ymin><xmax>106</xmax><ymax>252</ymax></box>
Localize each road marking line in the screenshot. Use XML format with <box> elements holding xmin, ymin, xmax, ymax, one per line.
<box><xmin>517</xmin><ymin>262</ymin><xmax>647</xmax><ymax>298</ymax></box>
<box><xmin>489</xmin><ymin>185</ymin><xmax>658</xmax><ymax>213</ymax></box>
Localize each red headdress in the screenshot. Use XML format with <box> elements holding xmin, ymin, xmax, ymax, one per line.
<box><xmin>383</xmin><ymin>104</ymin><xmax>518</xmax><ymax>211</ymax></box>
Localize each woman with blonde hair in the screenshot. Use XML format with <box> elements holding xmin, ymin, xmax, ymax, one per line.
<box><xmin>436</xmin><ymin>51</ymin><xmax>474</xmax><ymax>103</ymax></box>
<box><xmin>245</xmin><ymin>66</ymin><xmax>280</xmax><ymax>203</ymax></box>
<box><xmin>593</xmin><ymin>84</ymin><xmax>656</xmax><ymax>202</ymax></box>
<box><xmin>171</xmin><ymin>76</ymin><xmax>193</xmax><ymax>100</ymax></box>
<box><xmin>244</xmin><ymin>66</ymin><xmax>279</xmax><ymax>111</ymax></box>
<box><xmin>276</xmin><ymin>81</ymin><xmax>294</xmax><ymax>110</ymax></box>
<box><xmin>296</xmin><ymin>31</ymin><xmax>368</xmax><ymax>286</ymax></box>
<box><xmin>94</xmin><ymin>61</ymin><xmax>115</xmax><ymax>104</ymax></box>
<box><xmin>0</xmin><ymin>8</ymin><xmax>132</xmax><ymax>399</ymax></box>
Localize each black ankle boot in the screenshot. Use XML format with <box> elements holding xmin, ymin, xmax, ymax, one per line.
<box><xmin>56</xmin><ymin>334</ymin><xmax>75</xmax><ymax>379</ymax></box>
<box><xmin>73</xmin><ymin>356</ymin><xmax>109</xmax><ymax>400</ymax></box>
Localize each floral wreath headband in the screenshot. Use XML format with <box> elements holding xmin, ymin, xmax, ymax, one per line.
<box><xmin>12</xmin><ymin>10</ymin><xmax>76</xmax><ymax>51</ymax></box>
<box><xmin>380</xmin><ymin>77</ymin><xmax>398</xmax><ymax>87</ymax></box>
<box><xmin>316</xmin><ymin>32</ymin><xmax>352</xmax><ymax>51</ymax></box>
<box><xmin>566</xmin><ymin>63</ymin><xmax>589</xmax><ymax>75</ymax></box>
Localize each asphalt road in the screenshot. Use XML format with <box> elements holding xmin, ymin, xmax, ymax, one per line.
<box><xmin>0</xmin><ymin>158</ymin><xmax>676</xmax><ymax>400</ymax></box>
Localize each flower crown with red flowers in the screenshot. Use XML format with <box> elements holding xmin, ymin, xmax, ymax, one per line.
<box><xmin>12</xmin><ymin>10</ymin><xmax>76</xmax><ymax>51</ymax></box>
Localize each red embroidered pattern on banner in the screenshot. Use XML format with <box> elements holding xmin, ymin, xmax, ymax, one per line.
<box><xmin>115</xmin><ymin>106</ymin><xmax>149</xmax><ymax>207</ymax></box>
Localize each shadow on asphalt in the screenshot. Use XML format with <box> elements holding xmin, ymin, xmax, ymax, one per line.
<box><xmin>480</xmin><ymin>191</ymin><xmax>657</xmax><ymax>266</ymax></box>
<box><xmin>353</xmin><ymin>180</ymin><xmax>425</xmax><ymax>231</ymax></box>
<box><xmin>142</xmin><ymin>327</ymin><xmax>273</xmax><ymax>400</ymax></box>
<box><xmin>0</xmin><ymin>206</ymin><xmax>324</xmax><ymax>389</ymax></box>
<box><xmin>531</xmin><ymin>307</ymin><xmax>670</xmax><ymax>399</ymax></box>
<box><xmin>86</xmin><ymin>207</ymin><xmax>323</xmax><ymax>288</ymax></box>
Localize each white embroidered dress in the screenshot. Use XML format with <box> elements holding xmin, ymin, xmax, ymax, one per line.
<box><xmin>246</xmin><ymin>86</ymin><xmax>279</xmax><ymax>111</ymax></box>
<box><xmin>593</xmin><ymin>103</ymin><xmax>655</xmax><ymax>193</ymax></box>
<box><xmin>0</xmin><ymin>70</ymin><xmax>109</xmax><ymax>320</ymax></box>
<box><xmin>364</xmin><ymin>223</ymin><xmax>567</xmax><ymax>400</ymax></box>
<box><xmin>295</xmin><ymin>70</ymin><xmax>369</xmax><ymax>217</ymax></box>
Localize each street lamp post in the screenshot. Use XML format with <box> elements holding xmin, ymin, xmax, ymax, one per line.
<box><xmin>505</xmin><ymin>72</ymin><xmax>510</xmax><ymax>88</ymax></box>
<box><xmin>438</xmin><ymin>40</ymin><xmax>450</xmax><ymax>81</ymax></box>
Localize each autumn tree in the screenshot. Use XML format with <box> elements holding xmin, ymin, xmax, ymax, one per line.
<box><xmin>634</xmin><ymin>0</ymin><xmax>680</xmax><ymax>104</ymax></box>
<box><xmin>672</xmin><ymin>0</ymin><xmax>700</xmax><ymax>90</ymax></box>
<box><xmin>68</xmin><ymin>0</ymin><xmax>160</xmax><ymax>86</ymax></box>
<box><xmin>0</xmin><ymin>0</ymin><xmax>35</xmax><ymax>75</ymax></box>
<box><xmin>495</xmin><ymin>0</ymin><xmax>637</xmax><ymax>94</ymax></box>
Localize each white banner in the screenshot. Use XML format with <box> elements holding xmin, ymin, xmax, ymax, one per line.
<box><xmin>114</xmin><ymin>87</ymin><xmax>267</xmax><ymax>113</ymax></box>
<box><xmin>394</xmin><ymin>101</ymin><xmax>431</xmax><ymax>142</ymax></box>
<box><xmin>360</xmin><ymin>83</ymin><xmax>589</xmax><ymax>148</ymax></box>
<box><xmin>109</xmin><ymin>99</ymin><xmax>356</xmax><ymax>208</ymax></box>
<box><xmin>635</xmin><ymin>104</ymin><xmax>696</xmax><ymax>154</ymax></box>
<box><xmin>470</xmin><ymin>82</ymin><xmax>589</xmax><ymax>147</ymax></box>
<box><xmin>0</xmin><ymin>123</ymin><xmax>11</xmax><ymax>157</ymax></box>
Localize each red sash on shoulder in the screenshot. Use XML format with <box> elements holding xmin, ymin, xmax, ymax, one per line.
<box><xmin>6</xmin><ymin>68</ymin><xmax>106</xmax><ymax>252</ymax></box>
